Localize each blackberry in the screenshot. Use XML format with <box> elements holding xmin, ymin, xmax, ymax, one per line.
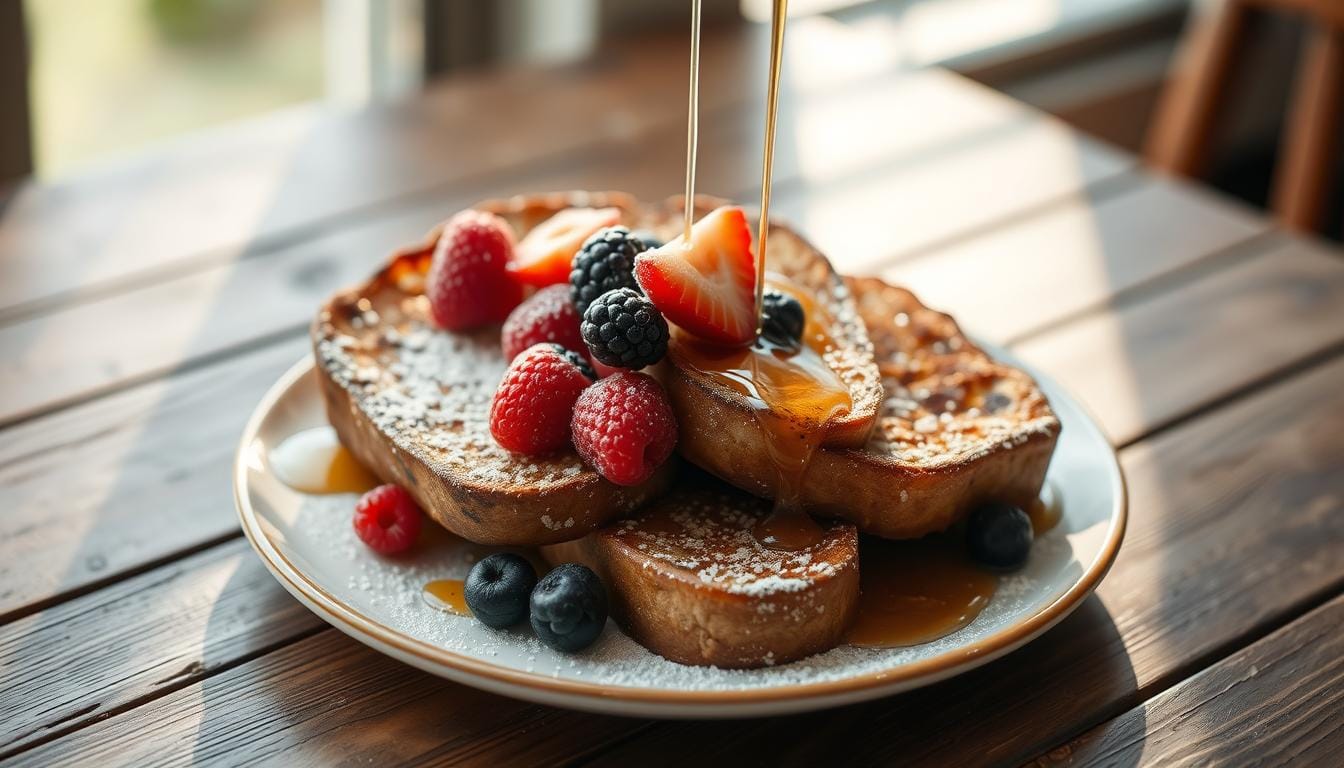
<box><xmin>760</xmin><ymin>289</ymin><xmax>805</xmax><ymax>349</ymax></box>
<box><xmin>581</xmin><ymin>289</ymin><xmax>668</xmax><ymax>369</ymax></box>
<box><xmin>570</xmin><ymin>226</ymin><xmax>644</xmax><ymax>316</ymax></box>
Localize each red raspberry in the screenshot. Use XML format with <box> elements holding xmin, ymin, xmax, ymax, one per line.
<box><xmin>490</xmin><ymin>344</ymin><xmax>596</xmax><ymax>455</ymax></box>
<box><xmin>571</xmin><ymin>372</ymin><xmax>677</xmax><ymax>486</ymax></box>
<box><xmin>427</xmin><ymin>210</ymin><xmax>524</xmax><ymax>330</ymax></box>
<box><xmin>353</xmin><ymin>484</ymin><xmax>423</xmax><ymax>555</ymax></box>
<box><xmin>501</xmin><ymin>284</ymin><xmax>585</xmax><ymax>361</ymax></box>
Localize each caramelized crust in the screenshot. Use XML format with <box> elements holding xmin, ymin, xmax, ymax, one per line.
<box><xmin>542</xmin><ymin>474</ymin><xmax>859</xmax><ymax>668</ymax></box>
<box><xmin>806</xmin><ymin>277</ymin><xmax>1060</xmax><ymax>538</ymax></box>
<box><xmin>313</xmin><ymin>192</ymin><xmax>672</xmax><ymax>546</ymax></box>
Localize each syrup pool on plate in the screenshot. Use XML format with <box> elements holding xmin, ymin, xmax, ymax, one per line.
<box><xmin>845</xmin><ymin>537</ymin><xmax>997</xmax><ymax>648</ymax></box>
<box><xmin>423</xmin><ymin>579</ymin><xmax>471</xmax><ymax>617</ymax></box>
<box><xmin>269</xmin><ymin>426</ymin><xmax>379</xmax><ymax>495</ymax></box>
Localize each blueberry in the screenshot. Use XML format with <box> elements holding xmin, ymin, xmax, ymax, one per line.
<box><xmin>464</xmin><ymin>553</ymin><xmax>537</xmax><ymax>628</ymax></box>
<box><xmin>530</xmin><ymin>563</ymin><xmax>608</xmax><ymax>652</ymax></box>
<box><xmin>966</xmin><ymin>502</ymin><xmax>1033</xmax><ymax>570</ymax></box>
<box><xmin>760</xmin><ymin>289</ymin><xmax>805</xmax><ymax>349</ymax></box>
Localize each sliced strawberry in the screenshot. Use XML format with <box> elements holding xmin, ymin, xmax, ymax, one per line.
<box><xmin>509</xmin><ymin>207</ymin><xmax>621</xmax><ymax>287</ymax></box>
<box><xmin>633</xmin><ymin>206</ymin><xmax>757</xmax><ymax>346</ymax></box>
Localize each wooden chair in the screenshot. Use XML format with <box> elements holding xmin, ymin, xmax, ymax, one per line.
<box><xmin>1146</xmin><ymin>0</ymin><xmax>1343</xmax><ymax>232</ymax></box>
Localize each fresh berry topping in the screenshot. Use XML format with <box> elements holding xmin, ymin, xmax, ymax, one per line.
<box><xmin>490</xmin><ymin>343</ymin><xmax>595</xmax><ymax>455</ymax></box>
<box><xmin>633</xmin><ymin>206</ymin><xmax>758</xmax><ymax>346</ymax></box>
<box><xmin>353</xmin><ymin>484</ymin><xmax>423</xmax><ymax>555</ymax></box>
<box><xmin>570</xmin><ymin>226</ymin><xmax>645</xmax><ymax>316</ymax></box>
<box><xmin>630</xmin><ymin>230</ymin><xmax>664</xmax><ymax>251</ymax></box>
<box><xmin>571</xmin><ymin>371</ymin><xmax>677</xmax><ymax>486</ymax></box>
<box><xmin>426</xmin><ymin>210</ymin><xmax>524</xmax><ymax>330</ymax></box>
<box><xmin>501</xmin><ymin>284</ymin><xmax>586</xmax><ymax>361</ymax></box>
<box><xmin>966</xmin><ymin>502</ymin><xmax>1033</xmax><ymax>570</ymax></box>
<box><xmin>580</xmin><ymin>288</ymin><xmax>669</xmax><ymax>370</ymax></box>
<box><xmin>465</xmin><ymin>553</ymin><xmax>537</xmax><ymax>629</ymax></box>
<box><xmin>530</xmin><ymin>563</ymin><xmax>609</xmax><ymax>652</ymax></box>
<box><xmin>510</xmin><ymin>207</ymin><xmax>621</xmax><ymax>287</ymax></box>
<box><xmin>760</xmin><ymin>289</ymin><xmax>805</xmax><ymax>349</ymax></box>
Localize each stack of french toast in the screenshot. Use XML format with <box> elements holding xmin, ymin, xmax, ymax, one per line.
<box><xmin>313</xmin><ymin>191</ymin><xmax>1060</xmax><ymax>669</ymax></box>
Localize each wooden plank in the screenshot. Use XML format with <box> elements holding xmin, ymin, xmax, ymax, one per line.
<box><xmin>0</xmin><ymin>176</ymin><xmax>1292</xmax><ymax>624</ymax></box>
<box><xmin>775</xmin><ymin>116</ymin><xmax>1131</xmax><ymax>273</ymax></box>
<box><xmin>1033</xmin><ymin>593</ymin><xmax>1344</xmax><ymax>767</ymax></box>
<box><xmin>0</xmin><ymin>21</ymin><xmax>1004</xmax><ymax>320</ymax></box>
<box><xmin>1013</xmin><ymin>237</ymin><xmax>1344</xmax><ymax>445</ymax></box>
<box><xmin>0</xmin><ymin>27</ymin><xmax>757</xmax><ymax>319</ymax></box>
<box><xmin>12</xmin><ymin>344</ymin><xmax>1344</xmax><ymax>767</ymax></box>
<box><xmin>882</xmin><ymin>175</ymin><xmax>1266</xmax><ymax>344</ymax></box>
<box><xmin>0</xmin><ymin>78</ymin><xmax>1124</xmax><ymax>427</ymax></box>
<box><xmin>3</xmin><ymin>630</ymin><xmax>644</xmax><ymax>768</ymax></box>
<box><xmin>567</xmin><ymin>353</ymin><xmax>1344</xmax><ymax>767</ymax></box>
<box><xmin>0</xmin><ymin>337</ymin><xmax>309</xmax><ymax>620</ymax></box>
<box><xmin>0</xmin><ymin>539</ymin><xmax>323</xmax><ymax>758</ymax></box>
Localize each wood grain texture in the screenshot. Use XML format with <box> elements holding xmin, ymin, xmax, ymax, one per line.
<box><xmin>883</xmin><ymin>174</ymin><xmax>1266</xmax><ymax>343</ymax></box>
<box><xmin>0</xmin><ymin>539</ymin><xmax>323</xmax><ymax>758</ymax></box>
<box><xmin>0</xmin><ymin>337</ymin><xmax>308</xmax><ymax>620</ymax></box>
<box><xmin>0</xmin><ymin>174</ymin><xmax>1314</xmax><ymax>638</ymax></box>
<box><xmin>574</xmin><ymin>354</ymin><xmax>1344</xmax><ymax>767</ymax></box>
<box><xmin>3</xmin><ymin>630</ymin><xmax>646</xmax><ymax>768</ymax></box>
<box><xmin>0</xmin><ymin>78</ymin><xmax>1126</xmax><ymax>427</ymax></box>
<box><xmin>11</xmin><ymin>350</ymin><xmax>1344</xmax><ymax>767</ymax></box>
<box><xmin>0</xmin><ymin>20</ymin><xmax>1014</xmax><ymax>321</ymax></box>
<box><xmin>0</xmin><ymin>27</ymin><xmax>762</xmax><ymax>319</ymax></box>
<box><xmin>1032</xmin><ymin>593</ymin><xmax>1344</xmax><ymax>767</ymax></box>
<box><xmin>1013</xmin><ymin>237</ymin><xmax>1344</xmax><ymax>445</ymax></box>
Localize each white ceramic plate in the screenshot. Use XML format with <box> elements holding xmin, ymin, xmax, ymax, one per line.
<box><xmin>236</xmin><ymin>351</ymin><xmax>1125</xmax><ymax>718</ymax></box>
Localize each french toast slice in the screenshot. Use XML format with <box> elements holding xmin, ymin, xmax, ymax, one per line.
<box><xmin>659</xmin><ymin>212</ymin><xmax>886</xmax><ymax>502</ymax></box>
<box><xmin>807</xmin><ymin>277</ymin><xmax>1061</xmax><ymax>538</ymax></box>
<box><xmin>313</xmin><ymin>191</ymin><xmax>678</xmax><ymax>546</ymax></box>
<box><xmin>542</xmin><ymin>471</ymin><xmax>860</xmax><ymax>668</ymax></box>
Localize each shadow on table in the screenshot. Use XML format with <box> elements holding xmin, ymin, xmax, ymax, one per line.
<box><xmin>577</xmin><ymin>596</ymin><xmax>1141</xmax><ymax>767</ymax></box>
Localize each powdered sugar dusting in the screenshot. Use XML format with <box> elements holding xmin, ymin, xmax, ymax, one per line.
<box><xmin>852</xmin><ymin>280</ymin><xmax>1061</xmax><ymax>467</ymax></box>
<box><xmin>316</xmin><ymin>290</ymin><xmax>589</xmax><ymax>489</ymax></box>
<box><xmin>284</xmin><ymin>488</ymin><xmax>1086</xmax><ymax>693</ymax></box>
<box><xmin>608</xmin><ymin>486</ymin><xmax>850</xmax><ymax>597</ymax></box>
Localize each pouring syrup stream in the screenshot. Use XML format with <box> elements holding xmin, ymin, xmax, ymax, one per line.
<box><xmin>755</xmin><ymin>0</ymin><xmax>788</xmax><ymax>334</ymax></box>
<box><xmin>683</xmin><ymin>0</ymin><xmax>702</xmax><ymax>243</ymax></box>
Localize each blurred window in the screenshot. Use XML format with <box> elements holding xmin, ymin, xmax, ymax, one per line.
<box><xmin>23</xmin><ymin>0</ymin><xmax>325</xmax><ymax>178</ymax></box>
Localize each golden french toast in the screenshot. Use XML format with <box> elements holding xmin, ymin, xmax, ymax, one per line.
<box><xmin>542</xmin><ymin>471</ymin><xmax>859</xmax><ymax>668</ymax></box>
<box><xmin>313</xmin><ymin>190</ymin><xmax>1057</xmax><ymax>670</ymax></box>
<box><xmin>807</xmin><ymin>277</ymin><xmax>1060</xmax><ymax>538</ymax></box>
<box><xmin>313</xmin><ymin>192</ymin><xmax>677</xmax><ymax>546</ymax></box>
<box><xmin>660</xmin><ymin>216</ymin><xmax>884</xmax><ymax>458</ymax></box>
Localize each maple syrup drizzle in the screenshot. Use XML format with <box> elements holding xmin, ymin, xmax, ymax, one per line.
<box><xmin>846</xmin><ymin>537</ymin><xmax>997</xmax><ymax>648</ymax></box>
<box><xmin>755</xmin><ymin>0</ymin><xmax>789</xmax><ymax>333</ymax></box>
<box><xmin>674</xmin><ymin>279</ymin><xmax>848</xmax><ymax>551</ymax></box>
<box><xmin>270</xmin><ymin>427</ymin><xmax>379</xmax><ymax>495</ymax></box>
<box><xmin>423</xmin><ymin>579</ymin><xmax>471</xmax><ymax>617</ymax></box>
<box><xmin>683</xmin><ymin>0</ymin><xmax>703</xmax><ymax>242</ymax></box>
<box><xmin>1028</xmin><ymin>483</ymin><xmax>1062</xmax><ymax>535</ymax></box>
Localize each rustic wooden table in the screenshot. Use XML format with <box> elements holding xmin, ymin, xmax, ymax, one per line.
<box><xmin>3</xmin><ymin>22</ymin><xmax>1343</xmax><ymax>767</ymax></box>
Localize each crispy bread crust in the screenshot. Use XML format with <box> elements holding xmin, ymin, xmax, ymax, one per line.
<box><xmin>814</xmin><ymin>277</ymin><xmax>1060</xmax><ymax>538</ymax></box>
<box><xmin>543</xmin><ymin>475</ymin><xmax>859</xmax><ymax>668</ymax></box>
<box><xmin>663</xmin><ymin>216</ymin><xmax>884</xmax><ymax>452</ymax></box>
<box><xmin>313</xmin><ymin>192</ymin><xmax>672</xmax><ymax>546</ymax></box>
